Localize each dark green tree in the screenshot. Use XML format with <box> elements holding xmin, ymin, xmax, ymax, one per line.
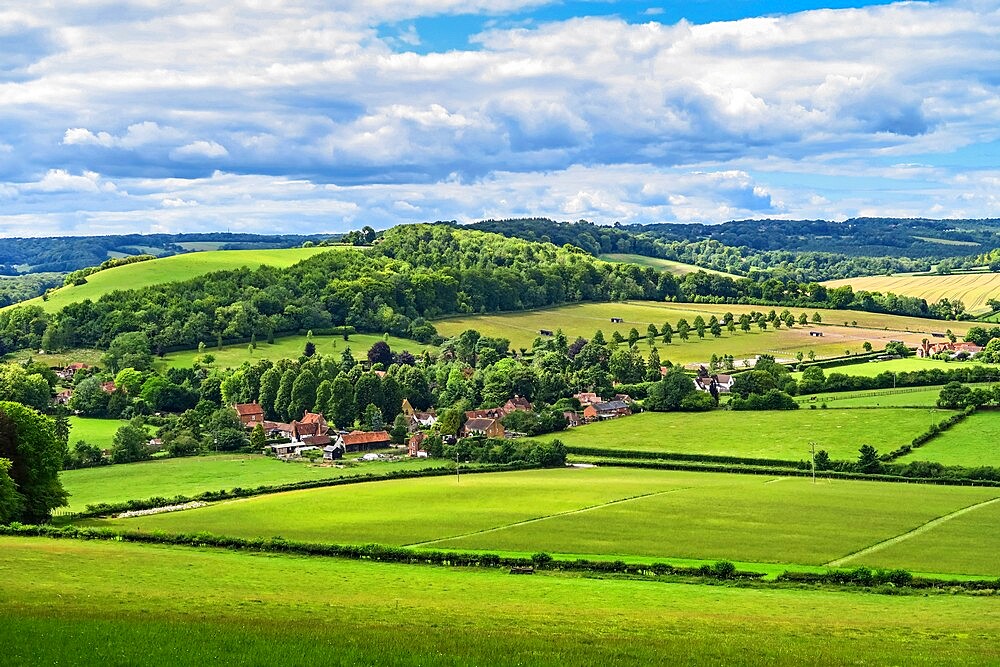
<box><xmin>0</xmin><ymin>401</ymin><xmax>67</xmax><ymax>522</ymax></box>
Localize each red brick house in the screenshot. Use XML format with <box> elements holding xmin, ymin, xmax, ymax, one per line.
<box><xmin>582</xmin><ymin>400</ymin><xmax>631</xmax><ymax>422</ymax></box>
<box><xmin>502</xmin><ymin>396</ymin><xmax>533</xmax><ymax>414</ymax></box>
<box><xmin>234</xmin><ymin>402</ymin><xmax>265</xmax><ymax>427</ymax></box>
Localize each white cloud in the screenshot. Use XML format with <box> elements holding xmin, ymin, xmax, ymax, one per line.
<box><xmin>170</xmin><ymin>140</ymin><xmax>229</xmax><ymax>160</ymax></box>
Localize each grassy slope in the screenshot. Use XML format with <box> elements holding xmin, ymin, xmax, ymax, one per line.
<box><xmin>538</xmin><ymin>409</ymin><xmax>949</xmax><ymax>460</ymax></box>
<box><xmin>433</xmin><ymin>300</ymin><xmax>968</xmax><ymax>361</ymax></box>
<box><xmin>158</xmin><ymin>332</ymin><xmax>434</xmax><ymax>370</ymax></box>
<box><xmin>88</xmin><ymin>468</ymin><xmax>1000</xmax><ymax>574</ymax></box>
<box><xmin>795</xmin><ymin>384</ymin><xmax>995</xmax><ymax>409</ymax></box>
<box><xmin>825</xmin><ymin>272</ymin><xmax>1000</xmax><ymax>314</ymax></box>
<box><xmin>599</xmin><ymin>253</ymin><xmax>741</xmax><ymax>278</ymax></box>
<box><xmin>60</xmin><ymin>454</ymin><xmax>444</xmax><ymax>512</ymax></box>
<box><xmin>10</xmin><ymin>247</ymin><xmax>340</xmax><ymax>314</ymax></box>
<box><xmin>3</xmin><ymin>539</ymin><xmax>999</xmax><ymax>666</ymax></box>
<box><xmin>793</xmin><ymin>357</ymin><xmax>992</xmax><ymax>380</ymax></box>
<box><xmin>67</xmin><ymin>417</ymin><xmax>134</xmax><ymax>449</ymax></box>
<box><xmin>897</xmin><ymin>411</ymin><xmax>1000</xmax><ymax>468</ymax></box>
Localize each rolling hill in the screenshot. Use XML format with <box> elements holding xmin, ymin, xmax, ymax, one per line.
<box><xmin>825</xmin><ymin>272</ymin><xmax>1000</xmax><ymax>314</ymax></box>
<box><xmin>599</xmin><ymin>253</ymin><xmax>741</xmax><ymax>278</ymax></box>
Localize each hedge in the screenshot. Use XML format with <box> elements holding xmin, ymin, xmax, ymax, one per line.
<box><xmin>565</xmin><ymin>446</ymin><xmax>807</xmax><ymax>470</ymax></box>
<box><xmin>881</xmin><ymin>405</ymin><xmax>975</xmax><ymax>462</ymax></box>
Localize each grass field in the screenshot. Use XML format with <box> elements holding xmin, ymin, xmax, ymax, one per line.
<box><xmin>158</xmin><ymin>332</ymin><xmax>435</xmax><ymax>369</ymax></box>
<box><xmin>795</xmin><ymin>384</ymin><xmax>995</xmax><ymax>408</ymax></box>
<box><xmin>8</xmin><ymin>247</ymin><xmax>342</xmax><ymax>314</ymax></box>
<box><xmin>4</xmin><ymin>539</ymin><xmax>999</xmax><ymax>666</ymax></box>
<box><xmin>60</xmin><ymin>453</ymin><xmax>444</xmax><ymax>512</ymax></box>
<box><xmin>433</xmin><ymin>300</ymin><xmax>968</xmax><ymax>362</ymax></box>
<box><xmin>793</xmin><ymin>357</ymin><xmax>991</xmax><ymax>380</ymax></box>
<box><xmin>825</xmin><ymin>271</ymin><xmax>1000</xmax><ymax>314</ymax></box>
<box><xmin>88</xmin><ymin>467</ymin><xmax>1000</xmax><ymax>575</ymax></box>
<box><xmin>897</xmin><ymin>411</ymin><xmax>1000</xmax><ymax>468</ymax></box>
<box><xmin>67</xmin><ymin>417</ymin><xmax>136</xmax><ymax>449</ymax></box>
<box><xmin>599</xmin><ymin>253</ymin><xmax>741</xmax><ymax>278</ymax></box>
<box><xmin>538</xmin><ymin>409</ymin><xmax>948</xmax><ymax>460</ymax></box>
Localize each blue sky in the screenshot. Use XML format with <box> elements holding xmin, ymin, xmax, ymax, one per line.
<box><xmin>0</xmin><ymin>0</ymin><xmax>997</xmax><ymax>237</ymax></box>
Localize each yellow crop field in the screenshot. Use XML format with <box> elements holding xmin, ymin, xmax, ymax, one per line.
<box><xmin>825</xmin><ymin>272</ymin><xmax>1000</xmax><ymax>314</ymax></box>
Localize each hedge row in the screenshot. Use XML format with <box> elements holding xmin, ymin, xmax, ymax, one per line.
<box><xmin>0</xmin><ymin>523</ymin><xmax>760</xmax><ymax>581</ymax></box>
<box><xmin>565</xmin><ymin>446</ymin><xmax>807</xmax><ymax>470</ymax></box>
<box><xmin>881</xmin><ymin>406</ymin><xmax>975</xmax><ymax>462</ymax></box>
<box><xmin>3</xmin><ymin>524</ymin><xmax>996</xmax><ymax>593</ymax></box>
<box><xmin>72</xmin><ymin>463</ymin><xmax>536</xmax><ymax>519</ymax></box>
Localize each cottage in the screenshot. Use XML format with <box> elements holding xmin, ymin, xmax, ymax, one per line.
<box><xmin>407</xmin><ymin>432</ymin><xmax>427</xmax><ymax>457</ymax></box>
<box><xmin>462</xmin><ymin>417</ymin><xmax>505</xmax><ymax>439</ymax></box>
<box><xmin>573</xmin><ymin>392</ymin><xmax>602</xmax><ymax>407</ymax></box>
<box><xmin>465</xmin><ymin>407</ymin><xmax>506</xmax><ymax>421</ymax></box>
<box><xmin>582</xmin><ymin>400</ymin><xmax>631</xmax><ymax>421</ymax></box>
<box><xmin>263</xmin><ymin>421</ymin><xmax>295</xmax><ymax>440</ymax></box>
<box><xmin>917</xmin><ymin>340</ymin><xmax>982</xmax><ymax>359</ymax></box>
<box><xmin>563</xmin><ymin>410</ymin><xmax>580</xmax><ymax>427</ymax></box>
<box><xmin>694</xmin><ymin>374</ymin><xmax>734</xmax><ymax>394</ymax></box>
<box><xmin>502</xmin><ymin>396</ymin><xmax>533</xmax><ymax>414</ymax></box>
<box><xmin>56</xmin><ymin>363</ymin><xmax>90</xmax><ymax>381</ymax></box>
<box><xmin>54</xmin><ymin>389</ymin><xmax>73</xmax><ymax>405</ymax></box>
<box><xmin>336</xmin><ymin>430</ymin><xmax>392</xmax><ymax>452</ymax></box>
<box><xmin>234</xmin><ymin>402</ymin><xmax>265</xmax><ymax>427</ymax></box>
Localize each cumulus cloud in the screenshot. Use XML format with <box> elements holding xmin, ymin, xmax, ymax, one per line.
<box><xmin>0</xmin><ymin>0</ymin><xmax>998</xmax><ymax>234</ymax></box>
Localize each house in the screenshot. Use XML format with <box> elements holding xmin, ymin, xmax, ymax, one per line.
<box><xmin>101</xmin><ymin>381</ymin><xmax>116</xmax><ymax>393</ymax></box>
<box><xmin>694</xmin><ymin>374</ymin><xmax>734</xmax><ymax>394</ymax></box>
<box><xmin>502</xmin><ymin>396</ymin><xmax>533</xmax><ymax>414</ymax></box>
<box><xmin>234</xmin><ymin>402</ymin><xmax>265</xmax><ymax>427</ymax></box>
<box><xmin>56</xmin><ymin>363</ymin><xmax>89</xmax><ymax>381</ymax></box>
<box><xmin>573</xmin><ymin>392</ymin><xmax>602</xmax><ymax>407</ymax></box>
<box><xmin>462</xmin><ymin>417</ymin><xmax>505</xmax><ymax>439</ymax></box>
<box><xmin>54</xmin><ymin>389</ymin><xmax>73</xmax><ymax>405</ymax></box>
<box><xmin>582</xmin><ymin>400</ymin><xmax>631</xmax><ymax>421</ymax></box>
<box><xmin>401</xmin><ymin>398</ymin><xmax>416</xmax><ymax>417</ymax></box>
<box><xmin>263</xmin><ymin>421</ymin><xmax>295</xmax><ymax>440</ymax></box>
<box><xmin>407</xmin><ymin>432</ymin><xmax>428</xmax><ymax>457</ymax></box>
<box><xmin>291</xmin><ymin>412</ymin><xmax>329</xmax><ymax>441</ymax></box>
<box><xmin>412</xmin><ymin>410</ymin><xmax>437</xmax><ymax>428</ymax></box>
<box><xmin>917</xmin><ymin>340</ymin><xmax>982</xmax><ymax>359</ymax></box>
<box><xmin>465</xmin><ymin>407</ymin><xmax>506</xmax><ymax>421</ymax></box>
<box><xmin>336</xmin><ymin>430</ymin><xmax>392</xmax><ymax>452</ymax></box>
<box><xmin>613</xmin><ymin>393</ymin><xmax>634</xmax><ymax>404</ymax></box>
<box><xmin>563</xmin><ymin>411</ymin><xmax>580</xmax><ymax>427</ymax></box>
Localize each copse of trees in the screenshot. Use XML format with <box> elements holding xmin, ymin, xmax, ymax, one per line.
<box><xmin>0</xmin><ymin>401</ymin><xmax>67</xmax><ymax>523</ymax></box>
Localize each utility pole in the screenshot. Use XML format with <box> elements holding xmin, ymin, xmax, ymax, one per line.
<box><xmin>810</xmin><ymin>441</ymin><xmax>816</xmax><ymax>484</ymax></box>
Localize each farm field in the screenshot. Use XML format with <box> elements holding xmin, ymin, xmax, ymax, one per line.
<box><xmin>67</xmin><ymin>417</ymin><xmax>138</xmax><ymax>450</ymax></box>
<box><xmin>60</xmin><ymin>453</ymin><xmax>444</xmax><ymax>512</ymax></box>
<box><xmin>8</xmin><ymin>247</ymin><xmax>341</xmax><ymax>314</ymax></box>
<box><xmin>897</xmin><ymin>411</ymin><xmax>1000</xmax><ymax>468</ymax></box>
<box><xmin>538</xmin><ymin>409</ymin><xmax>949</xmax><ymax>460</ymax></box>
<box><xmin>158</xmin><ymin>332</ymin><xmax>435</xmax><ymax>369</ymax></box>
<box><xmin>3</xmin><ymin>539</ymin><xmax>999</xmax><ymax>667</ymax></box>
<box><xmin>793</xmin><ymin>357</ymin><xmax>991</xmax><ymax>380</ymax></box>
<box><xmin>795</xmin><ymin>384</ymin><xmax>995</xmax><ymax>408</ymax></box>
<box><xmin>87</xmin><ymin>467</ymin><xmax>1000</xmax><ymax>575</ymax></box>
<box><xmin>433</xmin><ymin>300</ymin><xmax>968</xmax><ymax>362</ymax></box>
<box><xmin>2</xmin><ymin>347</ymin><xmax>104</xmax><ymax>368</ymax></box>
<box><xmin>599</xmin><ymin>253</ymin><xmax>741</xmax><ymax>278</ymax></box>
<box><xmin>825</xmin><ymin>271</ymin><xmax>1000</xmax><ymax>314</ymax></box>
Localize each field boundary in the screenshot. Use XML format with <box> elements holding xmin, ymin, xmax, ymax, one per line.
<box><xmin>824</xmin><ymin>496</ymin><xmax>1000</xmax><ymax>567</ymax></box>
<box><xmin>405</xmin><ymin>487</ymin><xmax>693</xmax><ymax>547</ymax></box>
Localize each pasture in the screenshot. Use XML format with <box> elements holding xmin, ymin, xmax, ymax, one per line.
<box><xmin>158</xmin><ymin>332</ymin><xmax>435</xmax><ymax>369</ymax></box>
<box><xmin>538</xmin><ymin>409</ymin><xmax>948</xmax><ymax>460</ymax></box>
<box><xmin>10</xmin><ymin>247</ymin><xmax>340</xmax><ymax>314</ymax></box>
<box><xmin>67</xmin><ymin>417</ymin><xmax>136</xmax><ymax>450</ymax></box>
<box><xmin>599</xmin><ymin>253</ymin><xmax>740</xmax><ymax>278</ymax></box>
<box><xmin>4</xmin><ymin>539</ymin><xmax>999</xmax><ymax>666</ymax></box>
<box><xmin>793</xmin><ymin>357</ymin><xmax>991</xmax><ymax>380</ymax></box>
<box><xmin>60</xmin><ymin>453</ymin><xmax>442</xmax><ymax>512</ymax></box>
<box><xmin>433</xmin><ymin>300</ymin><xmax>967</xmax><ymax>362</ymax></box>
<box><xmin>88</xmin><ymin>467</ymin><xmax>1000</xmax><ymax>575</ymax></box>
<box><xmin>897</xmin><ymin>411</ymin><xmax>1000</xmax><ymax>468</ymax></box>
<box><xmin>825</xmin><ymin>271</ymin><xmax>1000</xmax><ymax>314</ymax></box>
<box><xmin>794</xmin><ymin>385</ymin><xmax>986</xmax><ymax>408</ymax></box>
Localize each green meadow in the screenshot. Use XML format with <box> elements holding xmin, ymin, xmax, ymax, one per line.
<box><xmin>794</xmin><ymin>357</ymin><xmax>992</xmax><ymax>379</ymax></box>
<box><xmin>158</xmin><ymin>332</ymin><xmax>435</xmax><ymax>369</ymax></box>
<box><xmin>11</xmin><ymin>247</ymin><xmax>340</xmax><ymax>314</ymax></box>
<box><xmin>4</xmin><ymin>538</ymin><xmax>999</xmax><ymax>666</ymax></box>
<box><xmin>67</xmin><ymin>417</ymin><xmax>134</xmax><ymax>449</ymax></box>
<box><xmin>897</xmin><ymin>411</ymin><xmax>1000</xmax><ymax>468</ymax></box>
<box><xmin>599</xmin><ymin>253</ymin><xmax>741</xmax><ymax>278</ymax></box>
<box><xmin>60</xmin><ymin>454</ymin><xmax>444</xmax><ymax>512</ymax></box>
<box><xmin>795</xmin><ymin>384</ymin><xmax>996</xmax><ymax>408</ymax></box>
<box><xmin>432</xmin><ymin>300</ymin><xmax>965</xmax><ymax>362</ymax></box>
<box><xmin>89</xmin><ymin>467</ymin><xmax>1000</xmax><ymax>575</ymax></box>
<box><xmin>539</xmin><ymin>409</ymin><xmax>949</xmax><ymax>461</ymax></box>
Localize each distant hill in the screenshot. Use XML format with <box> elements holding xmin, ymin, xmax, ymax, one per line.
<box><xmin>598</xmin><ymin>253</ymin><xmax>740</xmax><ymax>279</ymax></box>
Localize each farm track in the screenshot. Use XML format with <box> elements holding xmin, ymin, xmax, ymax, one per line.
<box><xmin>824</xmin><ymin>496</ymin><xmax>1000</xmax><ymax>567</ymax></box>
<box><xmin>404</xmin><ymin>486</ymin><xmax>694</xmax><ymax>547</ymax></box>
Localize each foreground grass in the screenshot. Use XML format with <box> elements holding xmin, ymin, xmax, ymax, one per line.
<box><xmin>1</xmin><ymin>537</ymin><xmax>999</xmax><ymax>666</ymax></box>
<box><xmin>60</xmin><ymin>454</ymin><xmax>443</xmax><ymax>512</ymax></box>
<box><xmin>897</xmin><ymin>411</ymin><xmax>1000</xmax><ymax>468</ymax></box>
<box><xmin>539</xmin><ymin>409</ymin><xmax>949</xmax><ymax>460</ymax></box>
<box><xmin>89</xmin><ymin>467</ymin><xmax>1000</xmax><ymax>575</ymax></box>
<box><xmin>10</xmin><ymin>247</ymin><xmax>338</xmax><ymax>314</ymax></box>
<box><xmin>432</xmin><ymin>300</ymin><xmax>966</xmax><ymax>362</ymax></box>
<box><xmin>158</xmin><ymin>332</ymin><xmax>435</xmax><ymax>369</ymax></box>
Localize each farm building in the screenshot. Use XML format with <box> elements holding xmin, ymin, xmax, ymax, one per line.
<box><xmin>916</xmin><ymin>340</ymin><xmax>982</xmax><ymax>359</ymax></box>
<box><xmin>582</xmin><ymin>400</ymin><xmax>631</xmax><ymax>421</ymax></box>
<box><xmin>336</xmin><ymin>430</ymin><xmax>392</xmax><ymax>452</ymax></box>
<box><xmin>694</xmin><ymin>375</ymin><xmax>734</xmax><ymax>394</ymax></box>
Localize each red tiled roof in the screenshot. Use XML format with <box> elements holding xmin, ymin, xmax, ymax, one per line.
<box><xmin>300</xmin><ymin>411</ymin><xmax>325</xmax><ymax>424</ymax></box>
<box><xmin>235</xmin><ymin>403</ymin><xmax>265</xmax><ymax>416</ymax></box>
<box><xmin>340</xmin><ymin>430</ymin><xmax>391</xmax><ymax>446</ymax></box>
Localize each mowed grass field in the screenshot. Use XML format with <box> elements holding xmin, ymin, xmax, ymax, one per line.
<box><xmin>158</xmin><ymin>332</ymin><xmax>435</xmax><ymax>369</ymax></box>
<box><xmin>825</xmin><ymin>271</ymin><xmax>1000</xmax><ymax>314</ymax></box>
<box><xmin>4</xmin><ymin>540</ymin><xmax>999</xmax><ymax>667</ymax></box>
<box><xmin>67</xmin><ymin>417</ymin><xmax>135</xmax><ymax>449</ymax></box>
<box><xmin>897</xmin><ymin>411</ymin><xmax>1000</xmax><ymax>468</ymax></box>
<box><xmin>88</xmin><ymin>467</ymin><xmax>1000</xmax><ymax>575</ymax></box>
<box><xmin>60</xmin><ymin>454</ymin><xmax>444</xmax><ymax>511</ymax></box>
<box><xmin>538</xmin><ymin>410</ymin><xmax>948</xmax><ymax>460</ymax></box>
<box><xmin>9</xmin><ymin>247</ymin><xmax>342</xmax><ymax>314</ymax></box>
<box><xmin>792</xmin><ymin>358</ymin><xmax>993</xmax><ymax>381</ymax></box>
<box><xmin>599</xmin><ymin>253</ymin><xmax>741</xmax><ymax>278</ymax></box>
<box><xmin>795</xmin><ymin>384</ymin><xmax>995</xmax><ymax>409</ymax></box>
<box><xmin>433</xmin><ymin>301</ymin><xmax>967</xmax><ymax>362</ymax></box>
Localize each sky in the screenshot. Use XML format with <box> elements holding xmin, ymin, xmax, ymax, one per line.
<box><xmin>1</xmin><ymin>0</ymin><xmax>999</xmax><ymax>237</ymax></box>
